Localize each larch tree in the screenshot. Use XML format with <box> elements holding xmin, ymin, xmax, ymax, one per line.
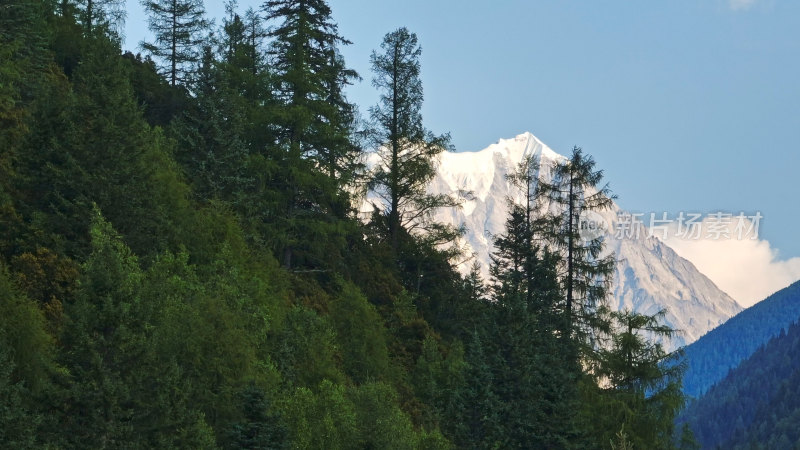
<box><xmin>75</xmin><ymin>0</ymin><xmax>126</xmax><ymax>36</ymax></box>
<box><xmin>141</xmin><ymin>0</ymin><xmax>208</xmax><ymax>87</ymax></box>
<box><xmin>367</xmin><ymin>27</ymin><xmax>460</xmax><ymax>252</ymax></box>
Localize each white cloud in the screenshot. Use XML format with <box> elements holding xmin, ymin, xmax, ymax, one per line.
<box><xmin>663</xmin><ymin>217</ymin><xmax>800</xmax><ymax>307</ymax></box>
<box><xmin>729</xmin><ymin>0</ymin><xmax>757</xmax><ymax>11</ymax></box>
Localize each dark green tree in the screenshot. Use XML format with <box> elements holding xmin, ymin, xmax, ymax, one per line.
<box><xmin>487</xmin><ymin>204</ymin><xmax>581</xmax><ymax>448</ymax></box>
<box><xmin>226</xmin><ymin>384</ymin><xmax>288</xmax><ymax>449</ymax></box>
<box><xmin>0</xmin><ymin>264</ymin><xmax>52</xmax><ymax>449</ymax></box>
<box><xmin>260</xmin><ymin>0</ymin><xmax>360</xmax><ymax>269</ymax></box>
<box><xmin>367</xmin><ymin>27</ymin><xmax>459</xmax><ymax>252</ymax></box>
<box><xmin>57</xmin><ymin>209</ymin><xmax>146</xmax><ymax>447</ymax></box>
<box><xmin>539</xmin><ymin>146</ymin><xmax>615</xmax><ymax>344</ymax></box>
<box><xmin>18</xmin><ymin>34</ymin><xmax>189</xmax><ymax>259</ymax></box>
<box><xmin>141</xmin><ymin>0</ymin><xmax>208</xmax><ymax>87</ymax></box>
<box><xmin>590</xmin><ymin>309</ymin><xmax>686</xmax><ymax>448</ymax></box>
<box><xmin>0</xmin><ymin>347</ymin><xmax>38</xmax><ymax>449</ymax></box>
<box><xmin>171</xmin><ymin>45</ymin><xmax>252</xmax><ymax>205</ymax></box>
<box><xmin>262</xmin><ymin>0</ymin><xmax>359</xmax><ymax>177</ymax></box>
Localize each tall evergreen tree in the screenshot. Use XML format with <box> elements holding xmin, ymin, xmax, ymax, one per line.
<box><xmin>262</xmin><ymin>0</ymin><xmax>358</xmax><ymax>171</ymax></box>
<box><xmin>260</xmin><ymin>0</ymin><xmax>359</xmax><ymax>268</ymax></box>
<box><xmin>141</xmin><ymin>0</ymin><xmax>208</xmax><ymax>87</ymax></box>
<box><xmin>226</xmin><ymin>384</ymin><xmax>288</xmax><ymax>449</ymax></box>
<box><xmin>58</xmin><ymin>210</ymin><xmax>146</xmax><ymax>447</ymax></box>
<box><xmin>590</xmin><ymin>309</ymin><xmax>686</xmax><ymax>448</ymax></box>
<box><xmin>171</xmin><ymin>45</ymin><xmax>252</xmax><ymax>205</ymax></box>
<box><xmin>17</xmin><ymin>34</ymin><xmax>186</xmax><ymax>259</ymax></box>
<box><xmin>539</xmin><ymin>146</ymin><xmax>615</xmax><ymax>344</ymax></box>
<box><xmin>367</xmin><ymin>27</ymin><xmax>459</xmax><ymax>253</ymax></box>
<box><xmin>485</xmin><ymin>156</ymin><xmax>583</xmax><ymax>448</ymax></box>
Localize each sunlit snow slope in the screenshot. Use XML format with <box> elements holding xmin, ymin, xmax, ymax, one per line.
<box><xmin>428</xmin><ymin>132</ymin><xmax>742</xmax><ymax>350</ymax></box>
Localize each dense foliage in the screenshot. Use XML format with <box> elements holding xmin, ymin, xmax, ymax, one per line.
<box><xmin>681</xmin><ymin>280</ymin><xmax>800</xmax><ymax>398</ymax></box>
<box><xmin>679</xmin><ymin>319</ymin><xmax>800</xmax><ymax>448</ymax></box>
<box><xmin>0</xmin><ymin>1</ymin><xmax>687</xmax><ymax>448</ymax></box>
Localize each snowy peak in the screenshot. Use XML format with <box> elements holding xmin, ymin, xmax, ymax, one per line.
<box><xmin>429</xmin><ymin>132</ymin><xmax>741</xmax><ymax>350</ymax></box>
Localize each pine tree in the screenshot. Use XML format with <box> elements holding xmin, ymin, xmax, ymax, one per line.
<box><xmin>262</xmin><ymin>0</ymin><xmax>358</xmax><ymax>172</ymax></box>
<box><xmin>455</xmin><ymin>327</ymin><xmax>502</xmax><ymax>448</ymax></box>
<box><xmin>141</xmin><ymin>0</ymin><xmax>208</xmax><ymax>87</ymax></box>
<box><xmin>220</xmin><ymin>3</ymin><xmax>269</xmax><ymax>90</ymax></box>
<box><xmin>0</xmin><ymin>346</ymin><xmax>39</xmax><ymax>449</ymax></box>
<box><xmin>367</xmin><ymin>27</ymin><xmax>460</xmax><ymax>252</ymax></box>
<box><xmin>18</xmin><ymin>34</ymin><xmax>184</xmax><ymax>259</ymax></box>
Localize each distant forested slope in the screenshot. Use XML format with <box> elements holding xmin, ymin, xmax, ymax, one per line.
<box><xmin>682</xmin><ymin>280</ymin><xmax>800</xmax><ymax>398</ymax></box>
<box><xmin>679</xmin><ymin>319</ymin><xmax>800</xmax><ymax>448</ymax></box>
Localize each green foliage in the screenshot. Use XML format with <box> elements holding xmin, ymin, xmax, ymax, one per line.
<box><xmin>0</xmin><ymin>263</ymin><xmax>54</xmax><ymax>392</ymax></box>
<box><xmin>0</xmin><ymin>3</ymin><xmax>689</xmax><ymax>448</ymax></box>
<box><xmin>0</xmin><ymin>264</ymin><xmax>52</xmax><ymax>448</ymax></box>
<box><xmin>170</xmin><ymin>47</ymin><xmax>252</xmax><ymax>205</ymax></box>
<box><xmin>274</xmin><ymin>306</ymin><xmax>343</xmax><ymax>387</ymax></box>
<box><xmin>413</xmin><ymin>336</ymin><xmax>466</xmax><ymax>431</ymax></box>
<box><xmin>260</xmin><ymin>0</ymin><xmax>360</xmax><ymax>269</ymax></box>
<box><xmin>226</xmin><ymin>383</ymin><xmax>288</xmax><ymax>449</ymax></box>
<box><xmin>329</xmin><ymin>281</ymin><xmax>391</xmax><ymax>383</ymax></box>
<box><xmin>75</xmin><ymin>0</ymin><xmax>126</xmax><ymax>36</ymax></box>
<box><xmin>367</xmin><ymin>27</ymin><xmax>460</xmax><ymax>252</ymax></box>
<box><xmin>538</xmin><ymin>146</ymin><xmax>615</xmax><ymax>343</ymax></box>
<box><xmin>280</xmin><ymin>380</ymin><xmax>357</xmax><ymax>449</ymax></box>
<box><xmin>0</xmin><ymin>346</ymin><xmax>39</xmax><ymax>449</ymax></box>
<box><xmin>58</xmin><ymin>209</ymin><xmax>148</xmax><ymax>447</ymax></box>
<box><xmin>587</xmin><ymin>309</ymin><xmax>685</xmax><ymax>449</ymax></box>
<box><xmin>17</xmin><ymin>33</ymin><xmax>192</xmax><ymax>260</ymax></box>
<box><xmin>349</xmin><ymin>381</ymin><xmax>422</xmax><ymax>449</ymax></box>
<box><xmin>141</xmin><ymin>0</ymin><xmax>208</xmax><ymax>87</ymax></box>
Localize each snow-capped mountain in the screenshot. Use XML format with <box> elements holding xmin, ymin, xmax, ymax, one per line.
<box><xmin>429</xmin><ymin>132</ymin><xmax>742</xmax><ymax>350</ymax></box>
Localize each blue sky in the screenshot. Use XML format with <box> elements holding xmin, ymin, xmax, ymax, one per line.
<box><xmin>123</xmin><ymin>0</ymin><xmax>800</xmax><ymax>263</ymax></box>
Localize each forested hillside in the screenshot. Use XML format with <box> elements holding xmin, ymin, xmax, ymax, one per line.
<box><xmin>679</xmin><ymin>319</ymin><xmax>800</xmax><ymax>448</ymax></box>
<box><xmin>682</xmin><ymin>280</ymin><xmax>800</xmax><ymax>398</ymax></box>
<box><xmin>0</xmin><ymin>1</ymin><xmax>688</xmax><ymax>448</ymax></box>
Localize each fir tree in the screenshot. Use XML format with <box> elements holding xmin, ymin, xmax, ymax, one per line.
<box><xmin>58</xmin><ymin>209</ymin><xmax>146</xmax><ymax>447</ymax></box>
<box><xmin>485</xmin><ymin>153</ymin><xmax>586</xmax><ymax>447</ymax></box>
<box><xmin>226</xmin><ymin>384</ymin><xmax>288</xmax><ymax>449</ymax></box>
<box><xmin>262</xmin><ymin>0</ymin><xmax>358</xmax><ymax>170</ymax></box>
